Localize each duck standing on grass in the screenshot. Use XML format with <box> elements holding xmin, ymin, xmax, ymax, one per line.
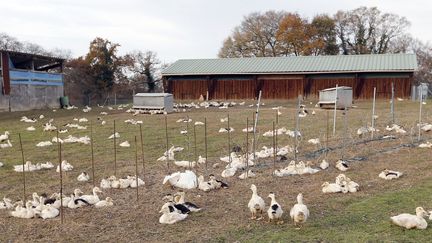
<box><xmin>248</xmin><ymin>184</ymin><xmax>265</xmax><ymax>220</ymax></box>
<box><xmin>289</xmin><ymin>193</ymin><xmax>309</xmax><ymax>228</ymax></box>
<box><xmin>267</xmin><ymin>192</ymin><xmax>283</xmax><ymax>224</ymax></box>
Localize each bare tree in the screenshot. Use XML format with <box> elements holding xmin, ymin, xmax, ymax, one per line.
<box><xmin>334</xmin><ymin>7</ymin><xmax>410</xmax><ymax>54</ymax></box>
<box><xmin>410</xmin><ymin>39</ymin><xmax>432</xmax><ymax>85</ymax></box>
<box><xmin>0</xmin><ymin>32</ymin><xmax>23</xmax><ymax>51</ymax></box>
<box><xmin>126</xmin><ymin>50</ymin><xmax>161</xmax><ymax>92</ymax></box>
<box><xmin>218</xmin><ymin>11</ymin><xmax>286</xmax><ymax>57</ymax></box>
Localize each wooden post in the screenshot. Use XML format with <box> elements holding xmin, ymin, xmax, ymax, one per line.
<box><xmin>18</xmin><ymin>134</ymin><xmax>26</xmax><ymax>202</ymax></box>
<box><xmin>371</xmin><ymin>87</ymin><xmax>376</xmax><ymax>139</ymax></box>
<box><xmin>227</xmin><ymin>113</ymin><xmax>231</xmax><ymax>164</ymax></box>
<box><xmin>391</xmin><ymin>82</ymin><xmax>395</xmax><ymax>124</ymax></box>
<box><xmin>326</xmin><ymin>110</ymin><xmax>329</xmax><ymax>158</ymax></box>
<box><xmin>56</xmin><ymin>129</ymin><xmax>64</xmax><ymax>224</ymax></box>
<box><xmin>193</xmin><ymin>124</ymin><xmax>197</xmax><ymax>178</ymax></box>
<box><xmin>294</xmin><ymin>96</ymin><xmax>300</xmax><ymax>162</ymax></box>
<box><xmin>333</xmin><ymin>84</ymin><xmax>338</xmax><ymax>136</ymax></box>
<box><xmin>113</xmin><ymin>120</ymin><xmax>117</xmax><ymax>177</ymax></box>
<box><xmin>186</xmin><ymin>115</ymin><xmax>190</xmax><ymax>154</ymax></box>
<box><xmin>246</xmin><ymin>117</ymin><xmax>249</xmax><ymax>177</ymax></box>
<box><xmin>165</xmin><ymin>115</ymin><xmax>170</xmax><ymax>173</ymax></box>
<box><xmin>90</xmin><ymin>121</ymin><xmax>95</xmax><ymax>187</ymax></box>
<box><xmin>272</xmin><ymin>121</ymin><xmax>276</xmax><ymax>173</ymax></box>
<box><xmin>252</xmin><ymin>112</ymin><xmax>256</xmax><ymax>162</ymax></box>
<box><xmin>139</xmin><ymin>124</ymin><xmax>145</xmax><ymax>180</ymax></box>
<box><xmin>342</xmin><ymin>106</ymin><xmax>348</xmax><ymax>160</ymax></box>
<box><xmin>204</xmin><ymin>117</ymin><xmax>208</xmax><ymax>175</ymax></box>
<box><xmin>418</xmin><ymin>93</ymin><xmax>423</xmax><ymax>141</ymax></box>
<box><xmin>275</xmin><ymin>109</ymin><xmax>279</xmax><ymax>125</ymax></box>
<box><xmin>275</xmin><ymin>118</ymin><xmax>278</xmax><ymax>158</ymax></box>
<box><xmin>114</xmin><ymin>92</ymin><xmax>117</xmax><ymax>106</ymax></box>
<box><xmin>253</xmin><ymin>90</ymin><xmax>262</xmax><ymax>163</ymax></box>
<box><xmin>134</xmin><ymin>136</ymin><xmax>139</xmax><ymax>202</ymax></box>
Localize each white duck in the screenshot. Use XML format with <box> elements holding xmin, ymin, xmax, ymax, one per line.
<box><xmin>379</xmin><ymin>169</ymin><xmax>403</xmax><ymax>180</ymax></box>
<box><xmin>239</xmin><ymin>170</ymin><xmax>256</xmax><ymax>180</ymax></box>
<box><xmin>95</xmin><ymin>197</ymin><xmax>114</xmax><ymax>208</ymax></box>
<box><xmin>100</xmin><ymin>178</ymin><xmax>112</xmax><ymax>189</ymax></box>
<box><xmin>119</xmin><ymin>141</ymin><xmax>130</xmax><ymax>147</ymax></box>
<box><xmin>307</xmin><ymin>138</ymin><xmax>320</xmax><ymax>145</ymax></box>
<box><xmin>289</xmin><ymin>193</ymin><xmax>309</xmax><ymax>228</ymax></box>
<box><xmin>267</xmin><ymin>192</ymin><xmax>283</xmax><ymax>224</ymax></box>
<box><xmin>26</xmin><ymin>126</ymin><xmax>36</xmax><ymax>131</ymax></box>
<box><xmin>36</xmin><ymin>141</ymin><xmax>53</xmax><ymax>147</ymax></box>
<box><xmin>108</xmin><ymin>132</ymin><xmax>120</xmax><ymax>139</ymax></box>
<box><xmin>79</xmin><ymin>187</ymin><xmax>102</xmax><ymax>205</ymax></box>
<box><xmin>0</xmin><ymin>131</ymin><xmax>10</xmax><ymax>142</ymax></box>
<box><xmin>197</xmin><ymin>175</ymin><xmax>213</xmax><ymax>192</ymax></box>
<box><xmin>56</xmin><ymin>160</ymin><xmax>73</xmax><ymax>172</ymax></box>
<box><xmin>0</xmin><ymin>197</ymin><xmax>14</xmax><ymax>209</ymax></box>
<box><xmin>77</xmin><ymin>172</ymin><xmax>90</xmax><ymax>182</ymax></box>
<box><xmin>10</xmin><ymin>201</ymin><xmax>35</xmax><ymax>219</ymax></box>
<box><xmin>0</xmin><ymin>140</ymin><xmax>13</xmax><ymax>148</ymax></box>
<box><xmin>335</xmin><ymin>160</ymin><xmax>349</xmax><ymax>171</ymax></box>
<box><xmin>159</xmin><ymin>204</ymin><xmax>188</xmax><ymax>224</ymax></box>
<box><xmin>174</xmin><ymin>160</ymin><xmax>196</xmax><ymax>168</ymax></box>
<box><xmin>320</xmin><ymin>160</ymin><xmax>329</xmax><ymax>170</ymax></box>
<box><xmin>391</xmin><ymin>207</ymin><xmax>428</xmax><ymax>229</ymax></box>
<box><xmin>248</xmin><ymin>184</ymin><xmax>265</xmax><ymax>220</ymax></box>
<box><xmin>39</xmin><ymin>204</ymin><xmax>60</xmax><ymax>219</ymax></box>
<box><xmin>174</xmin><ymin>191</ymin><xmax>201</xmax><ymax>212</ymax></box>
<box><xmin>163</xmin><ymin>170</ymin><xmax>197</xmax><ymax>190</ymax></box>
<box><xmin>322</xmin><ymin>182</ymin><xmax>341</xmax><ymax>193</ymax></box>
<box><xmin>128</xmin><ymin>175</ymin><xmax>145</xmax><ymax>188</ymax></box>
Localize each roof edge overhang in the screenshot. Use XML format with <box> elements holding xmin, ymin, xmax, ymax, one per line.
<box><xmin>162</xmin><ymin>69</ymin><xmax>416</xmax><ymax>77</ymax></box>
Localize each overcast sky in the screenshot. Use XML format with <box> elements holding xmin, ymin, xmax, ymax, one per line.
<box><xmin>1</xmin><ymin>0</ymin><xmax>431</xmax><ymax>63</ymax></box>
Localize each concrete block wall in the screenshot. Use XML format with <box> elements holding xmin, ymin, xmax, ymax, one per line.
<box><xmin>0</xmin><ymin>84</ymin><xmax>63</xmax><ymax>112</ymax></box>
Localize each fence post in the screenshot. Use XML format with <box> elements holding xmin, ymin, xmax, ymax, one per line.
<box><xmin>333</xmin><ymin>84</ymin><xmax>338</xmax><ymax>136</ymax></box>
<box><xmin>371</xmin><ymin>87</ymin><xmax>376</xmax><ymax>139</ymax></box>
<box><xmin>391</xmin><ymin>82</ymin><xmax>395</xmax><ymax>124</ymax></box>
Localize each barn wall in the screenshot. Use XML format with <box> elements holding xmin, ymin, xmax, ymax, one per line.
<box><xmin>304</xmin><ymin>77</ymin><xmax>355</xmax><ymax>99</ymax></box>
<box><xmin>165</xmin><ymin>73</ymin><xmax>413</xmax><ymax>100</ymax></box>
<box><xmin>169</xmin><ymin>79</ymin><xmax>207</xmax><ymax>99</ymax></box>
<box><xmin>355</xmin><ymin>77</ymin><xmax>411</xmax><ymax>99</ymax></box>
<box><xmin>211</xmin><ymin>79</ymin><xmax>256</xmax><ymax>100</ymax></box>
<box><xmin>260</xmin><ymin>79</ymin><xmax>304</xmax><ymax>99</ymax></box>
<box><xmin>8</xmin><ymin>84</ymin><xmax>63</xmax><ymax>111</ymax></box>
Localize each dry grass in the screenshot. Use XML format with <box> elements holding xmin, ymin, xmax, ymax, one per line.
<box><xmin>0</xmin><ymin>99</ymin><xmax>431</xmax><ymax>242</ymax></box>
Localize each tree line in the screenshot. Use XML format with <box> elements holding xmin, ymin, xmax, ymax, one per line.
<box><xmin>219</xmin><ymin>6</ymin><xmax>412</xmax><ymax>57</ymax></box>
<box><xmin>0</xmin><ymin>34</ymin><xmax>163</xmax><ymax>104</ymax></box>
<box><xmin>218</xmin><ymin>6</ymin><xmax>432</xmax><ymax>84</ymax></box>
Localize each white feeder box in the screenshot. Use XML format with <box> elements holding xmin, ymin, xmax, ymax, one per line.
<box><xmin>133</xmin><ymin>93</ymin><xmax>174</xmax><ymax>113</ymax></box>
<box><xmin>318</xmin><ymin>86</ymin><xmax>353</xmax><ymax>109</ymax></box>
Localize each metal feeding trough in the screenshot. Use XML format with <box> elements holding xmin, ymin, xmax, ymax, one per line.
<box><xmin>318</xmin><ymin>86</ymin><xmax>352</xmax><ymax>109</ymax></box>
<box><xmin>132</xmin><ymin>93</ymin><xmax>173</xmax><ymax>113</ymax></box>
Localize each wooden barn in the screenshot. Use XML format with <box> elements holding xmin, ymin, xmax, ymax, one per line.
<box><xmin>162</xmin><ymin>54</ymin><xmax>417</xmax><ymax>100</ymax></box>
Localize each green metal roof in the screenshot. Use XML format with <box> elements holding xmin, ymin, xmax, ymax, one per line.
<box><xmin>162</xmin><ymin>54</ymin><xmax>417</xmax><ymax>76</ymax></box>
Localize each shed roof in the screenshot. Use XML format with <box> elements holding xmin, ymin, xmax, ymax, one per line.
<box><xmin>162</xmin><ymin>54</ymin><xmax>417</xmax><ymax>76</ymax></box>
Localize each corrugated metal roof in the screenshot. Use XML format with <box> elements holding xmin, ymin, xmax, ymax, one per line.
<box><xmin>162</xmin><ymin>54</ymin><xmax>417</xmax><ymax>76</ymax></box>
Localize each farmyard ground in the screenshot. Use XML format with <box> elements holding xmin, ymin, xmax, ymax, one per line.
<box><xmin>0</xmin><ymin>99</ymin><xmax>432</xmax><ymax>242</ymax></box>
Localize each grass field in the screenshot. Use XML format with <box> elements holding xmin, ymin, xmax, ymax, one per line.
<box><xmin>0</xmin><ymin>99</ymin><xmax>432</xmax><ymax>242</ymax></box>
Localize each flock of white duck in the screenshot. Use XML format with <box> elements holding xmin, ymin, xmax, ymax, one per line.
<box><xmin>2</xmin><ymin>187</ymin><xmax>112</xmax><ymax>219</ymax></box>
<box><xmin>1</xmin><ymin>99</ymin><xmax>432</xmax><ymax>232</ymax></box>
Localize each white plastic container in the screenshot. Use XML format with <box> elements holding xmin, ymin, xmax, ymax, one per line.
<box><xmin>318</xmin><ymin>86</ymin><xmax>352</xmax><ymax>109</ymax></box>
<box><xmin>133</xmin><ymin>93</ymin><xmax>173</xmax><ymax>113</ymax></box>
